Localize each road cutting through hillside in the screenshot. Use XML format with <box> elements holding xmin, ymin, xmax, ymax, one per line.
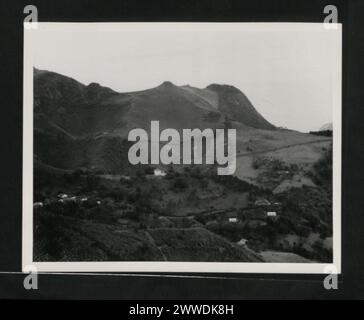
<box><xmin>236</xmin><ymin>138</ymin><xmax>331</xmax><ymax>158</ymax></box>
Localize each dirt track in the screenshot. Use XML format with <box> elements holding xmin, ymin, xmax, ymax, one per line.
<box><xmin>236</xmin><ymin>138</ymin><xmax>331</xmax><ymax>158</ymax></box>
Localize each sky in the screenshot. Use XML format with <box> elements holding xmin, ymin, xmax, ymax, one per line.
<box><xmin>27</xmin><ymin>23</ymin><xmax>341</xmax><ymax>132</ymax></box>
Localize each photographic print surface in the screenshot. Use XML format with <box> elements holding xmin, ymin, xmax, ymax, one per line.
<box><xmin>23</xmin><ymin>23</ymin><xmax>341</xmax><ymax>273</ymax></box>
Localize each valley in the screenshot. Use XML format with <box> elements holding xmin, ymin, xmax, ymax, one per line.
<box><xmin>33</xmin><ymin>68</ymin><xmax>333</xmax><ymax>263</ymax></box>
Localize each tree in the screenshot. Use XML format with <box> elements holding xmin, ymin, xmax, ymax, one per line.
<box><xmin>173</xmin><ymin>177</ymin><xmax>188</xmax><ymax>190</ymax></box>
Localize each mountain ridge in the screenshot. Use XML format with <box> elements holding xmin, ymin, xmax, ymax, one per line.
<box><xmin>34</xmin><ymin>68</ymin><xmax>275</xmax><ymax>133</ymax></box>
<box><xmin>35</xmin><ymin>68</ymin><xmax>333</xmax><ymax>177</ymax></box>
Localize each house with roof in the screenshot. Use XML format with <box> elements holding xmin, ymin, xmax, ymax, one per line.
<box><xmin>33</xmin><ymin>202</ymin><xmax>43</xmax><ymax>208</ymax></box>
<box><xmin>266</xmin><ymin>211</ymin><xmax>278</xmax><ymax>218</ymax></box>
<box><xmin>154</xmin><ymin>168</ymin><xmax>167</xmax><ymax>177</ymax></box>
<box><xmin>254</xmin><ymin>198</ymin><xmax>271</xmax><ymax>206</ymax></box>
<box><xmin>226</xmin><ymin>211</ymin><xmax>238</xmax><ymax>223</ymax></box>
<box><xmin>237</xmin><ymin>238</ymin><xmax>248</xmax><ymax>246</ymax></box>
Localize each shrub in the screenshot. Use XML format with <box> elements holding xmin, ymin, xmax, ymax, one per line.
<box><xmin>173</xmin><ymin>177</ymin><xmax>188</xmax><ymax>190</ymax></box>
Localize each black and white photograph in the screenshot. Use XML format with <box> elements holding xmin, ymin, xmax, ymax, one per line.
<box><xmin>22</xmin><ymin>23</ymin><xmax>341</xmax><ymax>273</ymax></box>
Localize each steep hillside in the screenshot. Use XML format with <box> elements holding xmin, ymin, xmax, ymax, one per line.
<box><xmin>34</xmin><ymin>68</ymin><xmax>275</xmax><ymax>137</ymax></box>
<box><xmin>207</xmin><ymin>84</ymin><xmax>275</xmax><ymax>130</ymax></box>
<box><xmin>34</xmin><ymin>69</ymin><xmax>132</xmax><ymax>137</ymax></box>
<box><xmin>33</xmin><ymin>68</ymin><xmax>278</xmax><ymax>173</ymax></box>
<box><xmin>117</xmin><ymin>81</ymin><xmax>221</xmax><ymax>135</ymax></box>
<box><xmin>34</xmin><ymin>212</ymin><xmax>263</xmax><ymax>262</ymax></box>
<box><xmin>33</xmin><ymin>69</ymin><xmax>333</xmax><ymax>263</ymax></box>
<box><xmin>34</xmin><ymin>68</ymin><xmax>330</xmax><ymax>185</ymax></box>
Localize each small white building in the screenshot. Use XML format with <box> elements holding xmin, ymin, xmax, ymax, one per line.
<box><xmin>58</xmin><ymin>196</ymin><xmax>76</xmax><ymax>203</ymax></box>
<box><xmin>33</xmin><ymin>202</ymin><xmax>43</xmax><ymax>208</ymax></box>
<box><xmin>237</xmin><ymin>238</ymin><xmax>248</xmax><ymax>246</ymax></box>
<box><xmin>154</xmin><ymin>168</ymin><xmax>166</xmax><ymax>177</ymax></box>
<box><xmin>266</xmin><ymin>211</ymin><xmax>277</xmax><ymax>217</ymax></box>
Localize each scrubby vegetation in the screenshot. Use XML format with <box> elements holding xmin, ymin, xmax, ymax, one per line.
<box><xmin>33</xmin><ymin>68</ymin><xmax>334</xmax><ymax>263</ymax></box>
<box><xmin>309</xmin><ymin>130</ymin><xmax>333</xmax><ymax>137</ymax></box>
<box><xmin>34</xmin><ymin>146</ymin><xmax>333</xmax><ymax>263</ymax></box>
<box><xmin>310</xmin><ymin>146</ymin><xmax>333</xmax><ymax>186</ymax></box>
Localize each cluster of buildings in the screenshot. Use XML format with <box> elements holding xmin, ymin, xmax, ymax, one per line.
<box><xmin>33</xmin><ymin>193</ymin><xmax>102</xmax><ymax>208</ymax></box>
<box><xmin>223</xmin><ymin>198</ymin><xmax>281</xmax><ymax>223</ymax></box>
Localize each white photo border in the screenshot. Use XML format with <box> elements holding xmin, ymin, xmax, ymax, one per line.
<box><xmin>23</xmin><ymin>22</ymin><xmax>342</xmax><ymax>274</ymax></box>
